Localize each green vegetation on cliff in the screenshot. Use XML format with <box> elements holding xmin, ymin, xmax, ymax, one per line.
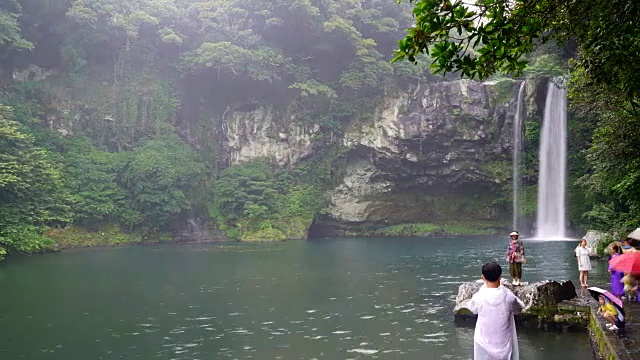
<box><xmin>0</xmin><ymin>106</ymin><xmax>71</xmax><ymax>255</ymax></box>
<box><xmin>0</xmin><ymin>101</ymin><xmax>209</xmax><ymax>255</ymax></box>
<box><xmin>45</xmin><ymin>225</ymin><xmax>143</xmax><ymax>249</ymax></box>
<box><xmin>372</xmin><ymin>221</ymin><xmax>498</xmax><ymax>237</ymax></box>
<box><xmin>210</xmin><ymin>147</ymin><xmax>345</xmax><ymax>241</ymax></box>
<box><xmin>0</xmin><ymin>0</ymin><xmax>417</xmax><ymax>255</ymax></box>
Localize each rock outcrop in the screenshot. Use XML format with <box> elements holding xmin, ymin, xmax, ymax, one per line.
<box><xmin>218</xmin><ymin>78</ymin><xmax>551</xmax><ymax>238</ymax></box>
<box><xmin>583</xmin><ymin>230</ymin><xmax>608</xmax><ymax>257</ymax></box>
<box><xmin>327</xmin><ymin>81</ymin><xmax>515</xmax><ymax>227</ymax></box>
<box><xmin>314</xmin><ymin>79</ymin><xmax>548</xmax><ymax>236</ymax></box>
<box><xmin>224</xmin><ymin>106</ymin><xmax>321</xmax><ymax>167</ymax></box>
<box><xmin>454</xmin><ymin>280</ymin><xmax>590</xmax><ymax>331</ymax></box>
<box><xmin>29</xmin><ymin>65</ymin><xmax>551</xmax><ymax>239</ymax></box>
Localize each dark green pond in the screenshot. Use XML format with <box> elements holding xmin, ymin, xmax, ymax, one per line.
<box><xmin>0</xmin><ymin>237</ymin><xmax>606</xmax><ymax>359</ymax></box>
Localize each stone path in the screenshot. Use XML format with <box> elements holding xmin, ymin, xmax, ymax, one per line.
<box><xmin>577</xmin><ymin>288</ymin><xmax>640</xmax><ymax>360</ymax></box>
<box><xmin>618</xmin><ymin>302</ymin><xmax>640</xmax><ymax>359</ymax></box>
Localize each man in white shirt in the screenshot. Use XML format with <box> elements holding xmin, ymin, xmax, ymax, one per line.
<box><xmin>468</xmin><ymin>262</ymin><xmax>525</xmax><ymax>360</ymax></box>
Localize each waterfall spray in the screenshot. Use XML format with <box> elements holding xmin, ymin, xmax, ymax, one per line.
<box><xmin>512</xmin><ymin>81</ymin><xmax>526</xmax><ymax>232</ymax></box>
<box><xmin>536</xmin><ymin>82</ymin><xmax>567</xmax><ymax>239</ymax></box>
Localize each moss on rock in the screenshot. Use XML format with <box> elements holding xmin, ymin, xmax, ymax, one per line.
<box><xmin>45</xmin><ymin>225</ymin><xmax>143</xmax><ymax>248</ymax></box>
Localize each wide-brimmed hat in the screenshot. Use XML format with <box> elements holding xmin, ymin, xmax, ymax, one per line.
<box><xmin>627</xmin><ymin>228</ymin><xmax>640</xmax><ymax>241</ymax></box>
<box><xmin>509</xmin><ymin>231</ymin><xmax>519</xmax><ymax>236</ymax></box>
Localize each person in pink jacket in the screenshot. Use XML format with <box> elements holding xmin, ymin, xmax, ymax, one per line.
<box><xmin>506</xmin><ymin>231</ymin><xmax>525</xmax><ymax>285</ymax></box>
<box><xmin>468</xmin><ymin>262</ymin><xmax>525</xmax><ymax>360</ymax></box>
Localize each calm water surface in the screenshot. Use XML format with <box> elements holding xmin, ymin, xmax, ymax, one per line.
<box><xmin>0</xmin><ymin>237</ymin><xmax>608</xmax><ymax>359</ymax></box>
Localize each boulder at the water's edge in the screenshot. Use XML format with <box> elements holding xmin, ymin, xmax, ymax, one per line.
<box><xmin>453</xmin><ymin>280</ymin><xmax>590</xmax><ymax>331</ymax></box>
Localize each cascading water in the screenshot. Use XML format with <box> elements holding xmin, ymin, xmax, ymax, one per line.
<box><xmin>512</xmin><ymin>81</ymin><xmax>526</xmax><ymax>232</ymax></box>
<box><xmin>536</xmin><ymin>81</ymin><xmax>567</xmax><ymax>239</ymax></box>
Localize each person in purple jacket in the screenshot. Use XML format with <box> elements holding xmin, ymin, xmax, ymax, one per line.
<box><xmin>609</xmin><ymin>245</ymin><xmax>624</xmax><ymax>299</ymax></box>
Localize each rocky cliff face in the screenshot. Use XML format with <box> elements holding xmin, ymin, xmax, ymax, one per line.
<box><xmin>21</xmin><ymin>61</ymin><xmax>543</xmax><ymax>239</ymax></box>
<box><xmin>219</xmin><ymin>78</ymin><xmax>546</xmax><ymax>237</ymax></box>
<box><xmin>222</xmin><ymin>106</ymin><xmax>321</xmax><ymax>167</ymax></box>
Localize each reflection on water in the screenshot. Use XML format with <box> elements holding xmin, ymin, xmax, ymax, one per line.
<box><xmin>0</xmin><ymin>237</ymin><xmax>602</xmax><ymax>359</ymax></box>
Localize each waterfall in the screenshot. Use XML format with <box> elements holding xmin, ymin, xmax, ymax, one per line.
<box><xmin>512</xmin><ymin>81</ymin><xmax>525</xmax><ymax>232</ymax></box>
<box><xmin>536</xmin><ymin>82</ymin><xmax>567</xmax><ymax>239</ymax></box>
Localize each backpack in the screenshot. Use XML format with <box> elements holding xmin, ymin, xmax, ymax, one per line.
<box><xmin>508</xmin><ymin>241</ymin><xmax>522</xmax><ymax>263</ymax></box>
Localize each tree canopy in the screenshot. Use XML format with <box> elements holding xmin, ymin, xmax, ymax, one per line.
<box><xmin>0</xmin><ymin>106</ymin><xmax>71</xmax><ymax>255</ymax></box>
<box><xmin>0</xmin><ymin>0</ymin><xmax>423</xmax><ymax>254</ymax></box>
<box><xmin>0</xmin><ymin>1</ymin><xmax>32</xmax><ymax>51</ymax></box>
<box><xmin>394</xmin><ymin>0</ymin><xmax>640</xmax><ymax>103</ymax></box>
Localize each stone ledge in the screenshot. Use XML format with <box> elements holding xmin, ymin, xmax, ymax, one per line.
<box><xmin>589</xmin><ymin>303</ymin><xmax>633</xmax><ymax>360</ymax></box>
<box><xmin>591</xmin><ymin>301</ymin><xmax>640</xmax><ymax>360</ymax></box>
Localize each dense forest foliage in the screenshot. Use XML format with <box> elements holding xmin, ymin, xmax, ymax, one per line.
<box><xmin>0</xmin><ymin>0</ymin><xmax>636</xmax><ymax>259</ymax></box>
<box><xmin>0</xmin><ymin>0</ymin><xmax>425</xmax><ymax>258</ymax></box>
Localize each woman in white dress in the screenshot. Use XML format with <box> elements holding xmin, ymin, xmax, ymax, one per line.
<box><xmin>575</xmin><ymin>239</ymin><xmax>592</xmax><ymax>287</ymax></box>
